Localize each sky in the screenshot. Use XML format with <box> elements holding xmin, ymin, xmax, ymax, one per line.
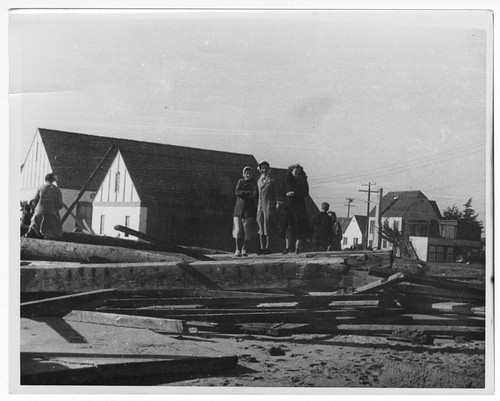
<box><xmin>9</xmin><ymin>9</ymin><xmax>492</xmax><ymax>227</ymax></box>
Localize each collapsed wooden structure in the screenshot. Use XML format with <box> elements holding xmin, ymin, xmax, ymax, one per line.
<box><xmin>20</xmin><ymin>232</ymin><xmax>485</xmax><ymax>385</ymax></box>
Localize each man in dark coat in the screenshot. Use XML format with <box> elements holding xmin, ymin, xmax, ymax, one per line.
<box><xmin>311</xmin><ymin>202</ymin><xmax>333</xmax><ymax>251</ymax></box>
<box><xmin>328</xmin><ymin>211</ymin><xmax>343</xmax><ymax>251</ymax></box>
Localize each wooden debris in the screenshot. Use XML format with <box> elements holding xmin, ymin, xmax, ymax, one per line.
<box><xmin>63</xmin><ymin>310</ymin><xmax>185</xmax><ymax>333</ymax></box>
<box><xmin>21</xmin><ymin>289</ymin><xmax>117</xmax><ymax>317</ymax></box>
<box><xmin>369</xmin><ymin>267</ymin><xmax>484</xmax><ymax>297</ymax></box>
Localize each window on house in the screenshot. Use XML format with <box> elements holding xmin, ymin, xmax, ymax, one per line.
<box><xmin>393</xmin><ymin>221</ymin><xmax>399</xmax><ymax>231</ymax></box>
<box><xmin>382</xmin><ymin>240</ymin><xmax>387</xmax><ymax>248</ymax></box>
<box><xmin>76</xmin><ymin>202</ymin><xmax>93</xmax><ymax>231</ymax></box>
<box><xmin>124</xmin><ymin>216</ymin><xmax>130</xmax><ymax>237</ymax></box>
<box><xmin>343</xmin><ymin>237</ymin><xmax>348</xmax><ymax>245</ymax></box>
<box><xmin>353</xmin><ymin>238</ymin><xmax>358</xmax><ymax>245</ymax></box>
<box><xmin>369</xmin><ymin>221</ymin><xmax>375</xmax><ymax>234</ymax></box>
<box><xmin>100</xmin><ymin>215</ymin><xmax>105</xmax><ymax>235</ymax></box>
<box><xmin>114</xmin><ymin>172</ymin><xmax>121</xmax><ymax>193</ymax></box>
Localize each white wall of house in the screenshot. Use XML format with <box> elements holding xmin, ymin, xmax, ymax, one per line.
<box><xmin>21</xmin><ymin>131</ymin><xmax>52</xmax><ymax>192</ymax></box>
<box><xmin>409</xmin><ymin>236</ymin><xmax>429</xmax><ymax>261</ymax></box>
<box><xmin>92</xmin><ymin>205</ymin><xmax>147</xmax><ymax>237</ymax></box>
<box><xmin>342</xmin><ymin>217</ymin><xmax>364</xmax><ymax>249</ymax></box>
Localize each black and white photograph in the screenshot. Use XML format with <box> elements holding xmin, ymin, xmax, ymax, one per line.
<box><xmin>5</xmin><ymin>0</ymin><xmax>495</xmax><ymax>396</ymax></box>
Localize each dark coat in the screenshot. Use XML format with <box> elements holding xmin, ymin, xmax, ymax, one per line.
<box><xmin>311</xmin><ymin>212</ymin><xmax>333</xmax><ymax>243</ymax></box>
<box><xmin>233</xmin><ymin>178</ymin><xmax>258</xmax><ymax>218</ymax></box>
<box><xmin>283</xmin><ymin>171</ymin><xmax>310</xmax><ymax>240</ymax></box>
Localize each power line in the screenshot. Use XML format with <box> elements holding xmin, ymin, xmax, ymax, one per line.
<box><xmin>310</xmin><ymin>142</ymin><xmax>486</xmax><ymax>184</ymax></box>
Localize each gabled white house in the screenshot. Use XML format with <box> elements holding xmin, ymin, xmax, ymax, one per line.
<box><xmin>92</xmin><ymin>150</ymin><xmax>147</xmax><ymax>237</ymax></box>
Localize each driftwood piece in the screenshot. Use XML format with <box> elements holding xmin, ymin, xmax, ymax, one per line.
<box><xmin>114</xmin><ymin>225</ymin><xmax>213</xmax><ymax>261</ymax></box>
<box><xmin>21</xmin><ymin>258</ymin><xmax>348</xmax><ymax>293</ymax></box>
<box><xmin>63</xmin><ymin>310</ymin><xmax>185</xmax><ymax>333</ymax></box>
<box><xmin>21</xmin><ymin>237</ymin><xmax>194</xmax><ymax>264</ymax></box>
<box><xmin>21</xmin><ymin>353</ymin><xmax>238</xmax><ymax>385</ymax></box>
<box><xmin>21</xmin><ymin>289</ymin><xmax>117</xmax><ymax>317</ymax></box>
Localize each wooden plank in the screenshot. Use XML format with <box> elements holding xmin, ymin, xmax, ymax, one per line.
<box><xmin>21</xmin><ymin>289</ymin><xmax>117</xmax><ymax>317</ymax></box>
<box><xmin>21</xmin><ymin>237</ymin><xmax>194</xmax><ymax>264</ymax></box>
<box><xmin>102</xmin><ymin>293</ymin><xmax>382</xmax><ymax>308</ymax></box>
<box><xmin>353</xmin><ymin>272</ymin><xmax>405</xmax><ymax>294</ymax></box>
<box><xmin>114</xmin><ymin>225</ymin><xmax>214</xmax><ymax>261</ymax></box>
<box><xmin>388</xmin><ymin>283</ymin><xmax>485</xmax><ymax>302</ymax></box>
<box><xmin>401</xmin><ymin>301</ymin><xmax>486</xmax><ymax>316</ymax></box>
<box><xmin>63</xmin><ymin>310</ymin><xmax>185</xmax><ymax>333</ymax></box>
<box><xmin>21</xmin><ymin>353</ymin><xmax>238</xmax><ymax>385</ymax></box>
<box><xmin>90</xmin><ymin>307</ymin><xmax>394</xmax><ymax>323</ymax></box>
<box><xmin>21</xmin><ymin>258</ymin><xmax>348</xmax><ymax>293</ymax></box>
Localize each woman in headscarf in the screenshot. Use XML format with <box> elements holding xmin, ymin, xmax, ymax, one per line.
<box><xmin>232</xmin><ymin>166</ymin><xmax>258</xmax><ymax>256</ymax></box>
<box><xmin>283</xmin><ymin>163</ymin><xmax>310</xmax><ymax>254</ymax></box>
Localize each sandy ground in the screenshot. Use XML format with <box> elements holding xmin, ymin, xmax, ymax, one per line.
<box><xmin>20</xmin><ymin>317</ymin><xmax>486</xmax><ymax>389</ymax></box>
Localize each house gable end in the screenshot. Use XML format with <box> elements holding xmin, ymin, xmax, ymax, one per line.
<box><xmin>95</xmin><ymin>151</ymin><xmax>141</xmax><ymax>204</ymax></box>
<box><xmin>21</xmin><ymin>130</ymin><xmax>53</xmax><ymax>189</ymax></box>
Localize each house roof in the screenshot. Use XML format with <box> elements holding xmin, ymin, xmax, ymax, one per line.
<box><xmin>33</xmin><ymin>128</ymin><xmax>320</xmax><ymax>213</ymax></box>
<box><xmin>369</xmin><ymin>190</ymin><xmax>442</xmax><ymax>221</ymax></box>
<box><xmin>336</xmin><ymin>217</ymin><xmax>351</xmax><ymax>234</ymax></box>
<box><xmin>35</xmin><ymin>128</ymin><xmax>258</xmax><ymax>209</ymax></box>
<box><xmin>352</xmin><ymin>215</ymin><xmax>368</xmax><ymax>236</ymax></box>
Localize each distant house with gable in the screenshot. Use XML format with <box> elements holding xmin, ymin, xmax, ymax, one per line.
<box><xmin>368</xmin><ymin>190</ymin><xmax>482</xmax><ymax>262</ymax></box>
<box><xmin>341</xmin><ymin>215</ymin><xmax>367</xmax><ymax>250</ymax></box>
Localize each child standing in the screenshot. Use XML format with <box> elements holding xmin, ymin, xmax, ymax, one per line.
<box><xmin>232</xmin><ymin>166</ymin><xmax>258</xmax><ymax>256</ymax></box>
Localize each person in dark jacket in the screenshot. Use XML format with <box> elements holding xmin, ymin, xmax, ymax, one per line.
<box><xmin>232</xmin><ymin>166</ymin><xmax>258</xmax><ymax>256</ymax></box>
<box><xmin>311</xmin><ymin>202</ymin><xmax>333</xmax><ymax>251</ymax></box>
<box><xmin>24</xmin><ymin>173</ymin><xmax>64</xmax><ymax>240</ymax></box>
<box><xmin>282</xmin><ymin>163</ymin><xmax>310</xmax><ymax>254</ymax></box>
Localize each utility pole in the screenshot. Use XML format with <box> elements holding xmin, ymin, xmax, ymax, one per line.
<box><xmin>375</xmin><ymin>188</ymin><xmax>384</xmax><ymax>249</ymax></box>
<box><xmin>359</xmin><ymin>183</ymin><xmax>379</xmax><ymax>250</ymax></box>
<box><xmin>344</xmin><ymin>198</ymin><xmax>355</xmax><ymax>218</ymax></box>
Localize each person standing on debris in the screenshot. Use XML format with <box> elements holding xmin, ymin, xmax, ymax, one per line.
<box><xmin>232</xmin><ymin>166</ymin><xmax>258</xmax><ymax>257</ymax></box>
<box><xmin>327</xmin><ymin>211</ymin><xmax>343</xmax><ymax>251</ymax></box>
<box><xmin>24</xmin><ymin>173</ymin><xmax>64</xmax><ymax>240</ymax></box>
<box><xmin>311</xmin><ymin>202</ymin><xmax>333</xmax><ymax>251</ymax></box>
<box><xmin>282</xmin><ymin>163</ymin><xmax>310</xmax><ymax>254</ymax></box>
<box><xmin>256</xmin><ymin>161</ymin><xmax>278</xmax><ymax>255</ymax></box>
